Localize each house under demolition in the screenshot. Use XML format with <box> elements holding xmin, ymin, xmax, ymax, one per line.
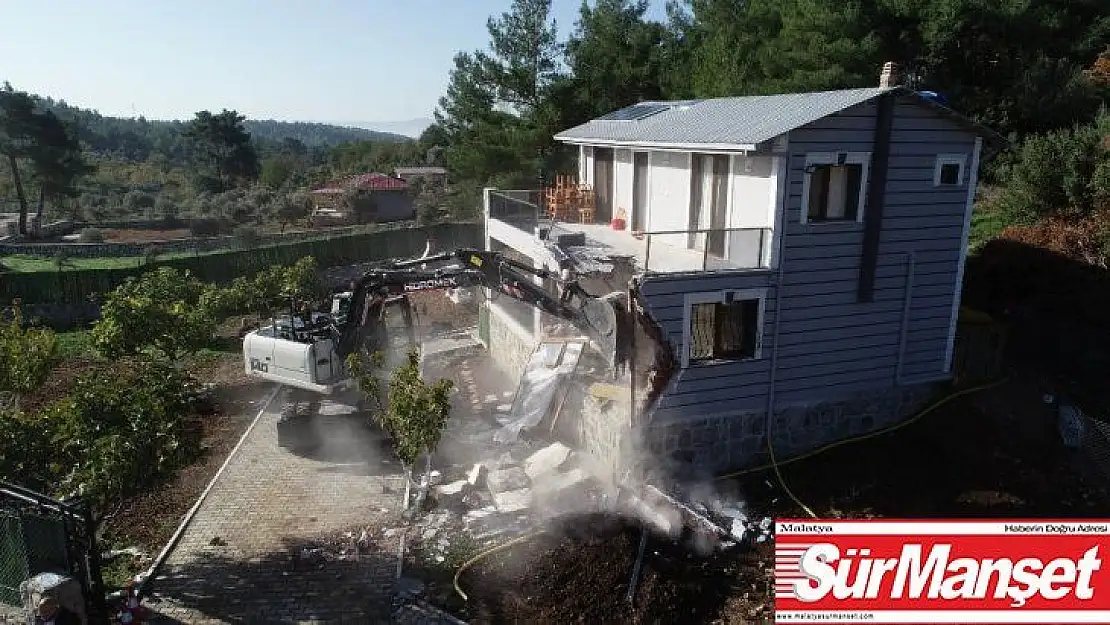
<box><xmin>476</xmin><ymin>63</ymin><xmax>1004</xmax><ymax>478</ymax></box>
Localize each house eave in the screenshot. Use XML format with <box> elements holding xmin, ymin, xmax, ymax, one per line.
<box><xmin>554</xmin><ymin>136</ymin><xmax>757</xmax><ymax>153</ymax></box>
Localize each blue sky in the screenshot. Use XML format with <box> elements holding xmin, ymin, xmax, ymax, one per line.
<box><xmin>0</xmin><ymin>0</ymin><xmax>668</xmax><ymax>124</ymax></box>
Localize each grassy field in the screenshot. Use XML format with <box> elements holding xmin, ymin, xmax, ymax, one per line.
<box><xmin>0</xmin><ymin>251</ymin><xmax>204</xmax><ymax>272</ymax></box>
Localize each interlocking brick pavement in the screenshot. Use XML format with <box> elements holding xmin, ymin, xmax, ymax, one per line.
<box><xmin>144</xmin><ymin>391</ymin><xmax>414</xmax><ymax>624</ymax></box>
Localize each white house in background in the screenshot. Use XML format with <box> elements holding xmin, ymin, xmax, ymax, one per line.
<box><xmin>481</xmin><ymin>62</ymin><xmax>1004</xmax><ymax>474</ymax></box>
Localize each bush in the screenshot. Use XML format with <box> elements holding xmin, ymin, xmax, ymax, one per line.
<box><xmin>994</xmin><ymin>111</ymin><xmax>1110</xmax><ymax>224</ymax></box>
<box><xmin>5</xmin><ymin>360</ymin><xmax>201</xmax><ymax>516</ymax></box>
<box><xmin>0</xmin><ymin>307</ymin><xmax>59</xmax><ymax>406</ymax></box>
<box><xmin>233</xmin><ymin>224</ymin><xmax>261</xmax><ymax>248</ymax></box>
<box><xmin>92</xmin><ymin>267</ymin><xmax>214</xmax><ymax>361</ymax></box>
<box><xmin>189</xmin><ymin>217</ymin><xmax>227</xmax><ymax>237</ymax></box>
<box><xmin>78</xmin><ymin>227</ymin><xmax>105</xmax><ymax>243</ymax></box>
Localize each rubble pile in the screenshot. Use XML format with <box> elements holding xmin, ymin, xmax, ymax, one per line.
<box><xmin>390</xmin><ymin>441</ymin><xmax>605</xmax><ymax>565</ymax></box>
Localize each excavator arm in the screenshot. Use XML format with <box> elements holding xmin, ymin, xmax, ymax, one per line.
<box><xmin>336</xmin><ymin>247</ymin><xmax>619</xmax><ymax>364</ymax></box>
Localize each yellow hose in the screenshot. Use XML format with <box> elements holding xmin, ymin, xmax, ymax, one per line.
<box><xmin>453</xmin><ymin>530</ymin><xmax>545</xmax><ymax>601</ymax></box>
<box><xmin>451</xmin><ymin>377</ymin><xmax>1007</xmax><ymax>600</ymax></box>
<box><xmin>733</xmin><ymin>377</ymin><xmax>1008</xmax><ymax>518</ymax></box>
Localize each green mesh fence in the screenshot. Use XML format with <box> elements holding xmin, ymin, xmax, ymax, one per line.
<box><xmin>0</xmin><ymin>510</ymin><xmax>26</xmax><ymax>606</ymax></box>
<box><xmin>0</xmin><ymin>509</ymin><xmax>69</xmax><ymax>607</ymax></box>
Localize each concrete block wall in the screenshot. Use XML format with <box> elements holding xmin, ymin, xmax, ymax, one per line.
<box><xmin>485</xmin><ymin>302</ymin><xmax>534</xmax><ymax>382</ymax></box>
<box><xmin>640</xmin><ymin>382</ymin><xmax>941</xmax><ymax>474</ymax></box>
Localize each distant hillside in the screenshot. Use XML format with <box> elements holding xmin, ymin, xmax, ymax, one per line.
<box><xmin>339</xmin><ymin>118</ymin><xmax>434</xmax><ymax>139</ymax></box>
<box><xmin>243</xmin><ymin>120</ymin><xmax>411</xmax><ymax>145</ymax></box>
<box><xmin>21</xmin><ymin>93</ymin><xmax>410</xmax><ymax>165</ymax></box>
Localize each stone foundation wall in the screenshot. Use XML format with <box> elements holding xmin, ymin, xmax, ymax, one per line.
<box><xmin>485</xmin><ymin>302</ymin><xmax>535</xmax><ymax>382</ymax></box>
<box><xmin>641</xmin><ymin>382</ymin><xmax>941</xmax><ymax>474</ymax></box>
<box><xmin>566</xmin><ymin>383</ymin><xmax>632</xmax><ymax>484</ymax></box>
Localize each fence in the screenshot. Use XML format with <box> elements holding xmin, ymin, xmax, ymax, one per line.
<box><xmin>487</xmin><ymin>190</ymin><xmax>542</xmax><ymax>233</ymax></box>
<box><xmin>0</xmin><ymin>483</ymin><xmax>105</xmax><ymax>622</ymax></box>
<box><xmin>0</xmin><ymin>222</ymin><xmax>483</xmax><ymax>306</ymax></box>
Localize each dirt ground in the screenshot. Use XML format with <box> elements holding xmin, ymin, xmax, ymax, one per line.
<box><xmin>407</xmin><ymin>371</ymin><xmax>1110</xmax><ymax>624</ymax></box>
<box><xmin>98</xmin><ymin>228</ymin><xmax>193</xmax><ymax>243</ymax></box>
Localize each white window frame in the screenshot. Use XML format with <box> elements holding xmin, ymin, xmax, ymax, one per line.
<box><xmin>933</xmin><ymin>153</ymin><xmax>968</xmax><ymax>187</ymax></box>
<box><xmin>680</xmin><ymin>289</ymin><xmax>768</xmax><ymax>368</ymax></box>
<box><xmin>800</xmin><ymin>151</ymin><xmax>870</xmax><ymax>225</ymax></box>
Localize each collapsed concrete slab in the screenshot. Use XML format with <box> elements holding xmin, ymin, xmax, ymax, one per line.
<box><xmin>523</xmin><ymin>442</ymin><xmax>572</xmax><ymax>480</ymax></box>
<box><xmin>491</xmin><ymin>488</ymin><xmax>532</xmax><ymax>513</ymax></box>
<box><xmin>486</xmin><ymin>466</ymin><xmax>529</xmax><ymax>494</ymax></box>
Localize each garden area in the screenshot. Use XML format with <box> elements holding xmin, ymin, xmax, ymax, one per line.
<box><xmin>0</xmin><ymin>255</ymin><xmax>333</xmax><ymax>592</ymax></box>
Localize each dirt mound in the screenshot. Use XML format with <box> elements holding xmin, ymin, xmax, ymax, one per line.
<box><xmin>453</xmin><ymin>513</ymin><xmax>772</xmax><ymax>624</ymax></box>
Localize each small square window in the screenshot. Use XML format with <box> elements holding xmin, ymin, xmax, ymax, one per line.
<box><xmin>934</xmin><ymin>155</ymin><xmax>967</xmax><ymax>186</ymax></box>
<box><xmin>940</xmin><ymin>163</ymin><xmax>961</xmax><ymax>185</ymax></box>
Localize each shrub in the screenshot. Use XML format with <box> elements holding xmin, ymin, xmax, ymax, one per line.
<box><xmin>92</xmin><ymin>267</ymin><xmax>214</xmax><ymax>361</ymax></box>
<box><xmin>994</xmin><ymin>110</ymin><xmax>1110</xmax><ymax>224</ymax></box>
<box><xmin>34</xmin><ymin>360</ymin><xmax>199</xmax><ymax>518</ymax></box>
<box><xmin>189</xmin><ymin>217</ymin><xmax>227</xmax><ymax>237</ymax></box>
<box><xmin>78</xmin><ymin>227</ymin><xmax>105</xmax><ymax>243</ymax></box>
<box><xmin>233</xmin><ymin>224</ymin><xmax>261</xmax><ymax>248</ymax></box>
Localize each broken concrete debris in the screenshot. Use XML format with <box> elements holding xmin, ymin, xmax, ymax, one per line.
<box><xmin>523</xmin><ymin>441</ymin><xmax>572</xmax><ymax>480</ymax></box>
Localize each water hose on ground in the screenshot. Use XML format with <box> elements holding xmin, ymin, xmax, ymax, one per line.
<box><xmin>452</xmin><ymin>531</ymin><xmax>544</xmax><ymax>601</ymax></box>
<box><xmin>451</xmin><ymin>377</ymin><xmax>1007</xmax><ymax>600</ymax></box>
<box><xmin>718</xmin><ymin>378</ymin><xmax>1008</xmax><ymax>519</ymax></box>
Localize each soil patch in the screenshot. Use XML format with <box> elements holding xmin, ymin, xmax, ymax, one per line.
<box><xmin>98</xmin><ymin>228</ymin><xmax>193</xmax><ymax>244</ymax></box>
<box><xmin>433</xmin><ymin>514</ymin><xmax>771</xmax><ymax>624</ymax></box>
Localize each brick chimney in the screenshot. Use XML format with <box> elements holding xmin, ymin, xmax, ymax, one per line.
<box><xmin>879</xmin><ymin>61</ymin><xmax>900</xmax><ymax>88</ymax></box>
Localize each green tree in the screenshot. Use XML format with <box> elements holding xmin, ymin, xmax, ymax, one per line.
<box><xmin>347</xmin><ymin>349</ymin><xmax>453</xmax><ymax>469</ymax></box>
<box><xmin>557</xmin><ymin>0</ymin><xmax>670</xmax><ymax>131</ymax></box>
<box><xmin>92</xmin><ymin>267</ymin><xmax>214</xmax><ymax>362</ymax></box>
<box><xmin>183</xmin><ymin>109</ymin><xmax>261</xmax><ymax>193</ymax></box>
<box><xmin>259</xmin><ymin>155</ymin><xmax>296</xmax><ymax>189</ymax></box>
<box><xmin>0</xmin><ymin>306</ymin><xmax>59</xmax><ymax>411</ymax></box>
<box><xmin>0</xmin><ymin>84</ymin><xmax>39</xmax><ymax>234</ymax></box>
<box><xmin>1</xmin><ymin>84</ymin><xmax>91</xmax><ymax>235</ymax></box>
<box><xmin>41</xmin><ymin>361</ymin><xmax>199</xmax><ymax>525</ymax></box>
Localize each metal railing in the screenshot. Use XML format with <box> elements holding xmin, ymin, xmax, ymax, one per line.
<box><xmin>487</xmin><ymin>190</ymin><xmax>543</xmax><ymax>233</ymax></box>
<box><xmin>639</xmin><ymin>226</ymin><xmax>772</xmax><ymax>271</ymax></box>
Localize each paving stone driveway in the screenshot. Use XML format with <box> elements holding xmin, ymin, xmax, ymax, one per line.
<box><xmin>145</xmin><ymin>389</ymin><xmax>414</xmax><ymax>624</ymax></box>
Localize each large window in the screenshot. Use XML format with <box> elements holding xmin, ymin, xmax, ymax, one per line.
<box><xmin>683</xmin><ymin>290</ymin><xmax>766</xmax><ymax>367</ymax></box>
<box><xmin>802</xmin><ymin>152</ymin><xmax>870</xmax><ymax>224</ymax></box>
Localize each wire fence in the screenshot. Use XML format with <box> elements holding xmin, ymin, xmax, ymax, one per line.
<box><xmin>0</xmin><ymin>484</ymin><xmax>105</xmax><ymax>621</ymax></box>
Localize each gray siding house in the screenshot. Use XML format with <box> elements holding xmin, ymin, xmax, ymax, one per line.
<box><xmin>481</xmin><ymin>63</ymin><xmax>1003</xmax><ymax>474</ymax></box>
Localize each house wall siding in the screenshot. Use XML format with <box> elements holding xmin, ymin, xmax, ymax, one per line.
<box><xmin>629</xmin><ymin>94</ymin><xmax>977</xmax><ymax>473</ymax></box>
<box><xmin>774</xmin><ymin>95</ymin><xmax>976</xmax><ymax>403</ymax></box>
<box><xmin>638</xmin><ymin>269</ymin><xmax>777</xmax><ymax>420</ymax></box>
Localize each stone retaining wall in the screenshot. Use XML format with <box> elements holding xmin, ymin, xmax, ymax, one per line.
<box><xmin>640</xmin><ymin>382</ymin><xmax>941</xmax><ymax>474</ymax></box>
<box><xmin>0</xmin><ymin>222</ymin><xmax>419</xmax><ymax>258</ymax></box>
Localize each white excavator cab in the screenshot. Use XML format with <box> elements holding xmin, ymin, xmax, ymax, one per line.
<box><xmin>242</xmin><ymin>311</ymin><xmax>352</xmax><ymax>395</ymax></box>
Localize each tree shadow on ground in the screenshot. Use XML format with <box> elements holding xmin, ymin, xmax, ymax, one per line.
<box><xmin>144</xmin><ymin>535</ymin><xmax>401</xmax><ymax>624</ymax></box>
<box><xmin>277</xmin><ymin>412</ymin><xmax>400</xmax><ymax>478</ymax></box>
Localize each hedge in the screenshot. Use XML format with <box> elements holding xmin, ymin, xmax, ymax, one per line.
<box><xmin>0</xmin><ymin>223</ymin><xmax>482</xmax><ymax>305</ymax></box>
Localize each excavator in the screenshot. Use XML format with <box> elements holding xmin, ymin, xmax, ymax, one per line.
<box><xmin>241</xmin><ymin>246</ymin><xmax>626</xmax><ymax>418</ymax></box>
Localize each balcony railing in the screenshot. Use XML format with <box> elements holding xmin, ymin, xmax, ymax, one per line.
<box><xmin>487</xmin><ymin>190</ymin><xmax>543</xmax><ymax>233</ymax></box>
<box><xmin>640</xmin><ymin>226</ymin><xmax>772</xmax><ymax>271</ymax></box>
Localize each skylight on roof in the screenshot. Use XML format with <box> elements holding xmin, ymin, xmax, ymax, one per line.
<box><xmin>595</xmin><ymin>102</ymin><xmax>670</xmax><ymax>121</ymax></box>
